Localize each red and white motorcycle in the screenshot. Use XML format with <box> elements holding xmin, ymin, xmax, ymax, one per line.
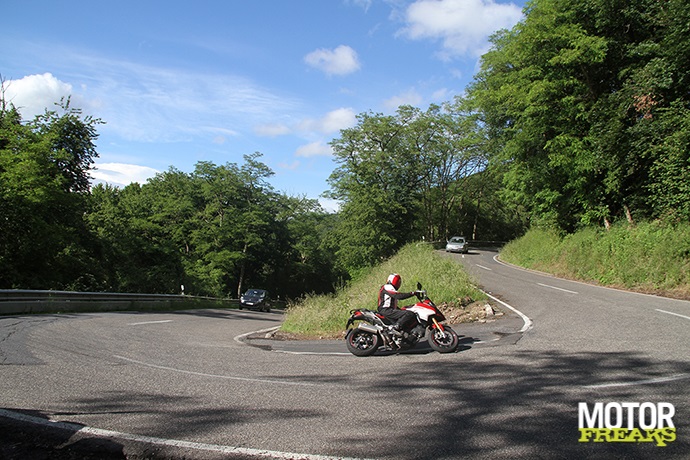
<box><xmin>345</xmin><ymin>283</ymin><xmax>459</xmax><ymax>356</ymax></box>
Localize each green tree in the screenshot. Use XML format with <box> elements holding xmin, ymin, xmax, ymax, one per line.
<box><xmin>328</xmin><ymin>110</ymin><xmax>419</xmax><ymax>273</ymax></box>
<box><xmin>468</xmin><ymin>0</ymin><xmax>690</xmax><ymax>231</ymax></box>
<box><xmin>0</xmin><ymin>93</ymin><xmax>103</xmax><ymax>289</ymax></box>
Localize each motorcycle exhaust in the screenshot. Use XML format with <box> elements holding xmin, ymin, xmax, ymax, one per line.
<box><xmin>356</xmin><ymin>323</ymin><xmax>379</xmax><ymax>334</ymax></box>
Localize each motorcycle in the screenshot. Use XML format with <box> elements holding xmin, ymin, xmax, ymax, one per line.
<box><xmin>344</xmin><ymin>283</ymin><xmax>459</xmax><ymax>356</ymax></box>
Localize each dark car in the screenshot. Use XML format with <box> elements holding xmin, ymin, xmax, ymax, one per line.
<box><xmin>239</xmin><ymin>289</ymin><xmax>271</xmax><ymax>312</ymax></box>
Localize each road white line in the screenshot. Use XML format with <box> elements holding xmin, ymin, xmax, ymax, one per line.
<box><xmin>493</xmin><ymin>254</ymin><xmax>690</xmax><ymax>304</ymax></box>
<box><xmin>273</xmin><ymin>350</ymin><xmax>352</xmax><ymax>356</ymax></box>
<box><xmin>0</xmin><ymin>409</ymin><xmax>368</xmax><ymax>460</ymax></box>
<box><xmin>476</xmin><ymin>264</ymin><xmax>493</xmax><ymax>271</ymax></box>
<box><xmin>537</xmin><ymin>283</ymin><xmax>578</xmax><ymax>294</ymax></box>
<box><xmin>234</xmin><ymin>326</ymin><xmax>281</xmax><ymax>344</ymax></box>
<box><xmin>113</xmin><ymin>355</ymin><xmax>323</xmax><ymax>387</ymax></box>
<box><xmin>656</xmin><ymin>309</ymin><xmax>690</xmax><ymax>321</ymax></box>
<box><xmin>482</xmin><ymin>291</ymin><xmax>533</xmax><ymax>333</ymax></box>
<box><xmin>127</xmin><ymin>320</ymin><xmax>173</xmax><ymax>326</ymax></box>
<box><xmin>583</xmin><ymin>373</ymin><xmax>690</xmax><ymax>389</ymax></box>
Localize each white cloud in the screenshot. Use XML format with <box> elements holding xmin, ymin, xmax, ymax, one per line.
<box><xmin>6</xmin><ymin>50</ymin><xmax>303</xmax><ymax>144</ymax></box>
<box><xmin>91</xmin><ymin>162</ymin><xmax>160</xmax><ymax>187</ymax></box>
<box><xmin>304</xmin><ymin>45</ymin><xmax>361</xmax><ymax>76</ymax></box>
<box><xmin>278</xmin><ymin>160</ymin><xmax>300</xmax><ymax>171</ymax></box>
<box><xmin>321</xmin><ymin>107</ymin><xmax>358</xmax><ymax>132</ymax></box>
<box><xmin>384</xmin><ymin>89</ymin><xmax>423</xmax><ymax>111</ymax></box>
<box><xmin>4</xmin><ymin>73</ymin><xmax>73</xmax><ymax>119</ymax></box>
<box><xmin>399</xmin><ymin>0</ymin><xmax>524</xmax><ymax>60</ymax></box>
<box><xmin>431</xmin><ymin>88</ymin><xmax>450</xmax><ymax>101</ymax></box>
<box><xmin>254</xmin><ymin>123</ymin><xmax>292</xmax><ymax>137</ymax></box>
<box><xmin>295</xmin><ymin>141</ymin><xmax>333</xmax><ymax>158</ymax></box>
<box><xmin>346</xmin><ymin>0</ymin><xmax>373</xmax><ymax>13</ymax></box>
<box><xmin>298</xmin><ymin>107</ymin><xmax>357</xmax><ymax>134</ymax></box>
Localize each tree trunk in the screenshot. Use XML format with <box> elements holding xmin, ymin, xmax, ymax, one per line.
<box><xmin>624</xmin><ymin>204</ymin><xmax>634</xmax><ymax>226</ymax></box>
<box><xmin>236</xmin><ymin>242</ymin><xmax>248</xmax><ymax>298</ymax></box>
<box><xmin>472</xmin><ymin>190</ymin><xmax>482</xmax><ymax>240</ymax></box>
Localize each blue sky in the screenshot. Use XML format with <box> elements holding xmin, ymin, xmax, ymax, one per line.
<box><xmin>3</xmin><ymin>0</ymin><xmax>525</xmax><ymax>210</ymax></box>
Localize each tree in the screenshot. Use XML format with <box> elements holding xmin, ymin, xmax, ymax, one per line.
<box><xmin>0</xmin><ymin>91</ymin><xmax>103</xmax><ymax>289</ymax></box>
<box><xmin>468</xmin><ymin>0</ymin><xmax>690</xmax><ymax>231</ymax></box>
<box><xmin>328</xmin><ymin>110</ymin><xmax>419</xmax><ymax>272</ymax></box>
<box><xmin>411</xmin><ymin>101</ymin><xmax>488</xmax><ymax>240</ymax></box>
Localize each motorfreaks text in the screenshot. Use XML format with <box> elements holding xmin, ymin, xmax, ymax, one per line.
<box><xmin>578</xmin><ymin>402</ymin><xmax>676</xmax><ymax>447</ymax></box>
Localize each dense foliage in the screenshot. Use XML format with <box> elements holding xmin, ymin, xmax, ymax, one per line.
<box><xmin>0</xmin><ymin>96</ymin><xmax>103</xmax><ymax>289</ymax></box>
<box><xmin>0</xmin><ymin>88</ymin><xmax>343</xmax><ymax>297</ymax></box>
<box><xmin>85</xmin><ymin>157</ymin><xmax>343</xmax><ymax>298</ymax></box>
<box><xmin>468</xmin><ymin>0</ymin><xmax>690</xmax><ymax>231</ymax></box>
<box><xmin>3</xmin><ymin>0</ymin><xmax>689</xmax><ymax>296</ymax></box>
<box><xmin>327</xmin><ymin>104</ymin><xmax>525</xmax><ymax>274</ymax></box>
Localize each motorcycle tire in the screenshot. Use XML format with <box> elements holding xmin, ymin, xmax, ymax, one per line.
<box><xmin>427</xmin><ymin>326</ymin><xmax>459</xmax><ymax>353</ymax></box>
<box><xmin>345</xmin><ymin>328</ymin><xmax>380</xmax><ymax>357</ymax></box>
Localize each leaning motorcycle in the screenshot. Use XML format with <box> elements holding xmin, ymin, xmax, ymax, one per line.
<box><xmin>344</xmin><ymin>283</ymin><xmax>459</xmax><ymax>356</ymax></box>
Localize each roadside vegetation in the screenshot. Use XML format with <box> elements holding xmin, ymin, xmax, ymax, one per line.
<box><xmin>3</xmin><ymin>0</ymin><xmax>689</xmax><ymax>318</ymax></box>
<box><xmin>279</xmin><ymin>243</ymin><xmax>487</xmax><ymax>338</ymax></box>
<box><xmin>500</xmin><ymin>222</ymin><xmax>690</xmax><ymax>300</ymax></box>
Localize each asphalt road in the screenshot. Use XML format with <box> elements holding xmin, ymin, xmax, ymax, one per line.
<box><xmin>0</xmin><ymin>249</ymin><xmax>688</xmax><ymax>459</ymax></box>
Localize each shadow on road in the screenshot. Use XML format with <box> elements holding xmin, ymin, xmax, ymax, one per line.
<box><xmin>2</xmin><ymin>349</ymin><xmax>687</xmax><ymax>459</ymax></box>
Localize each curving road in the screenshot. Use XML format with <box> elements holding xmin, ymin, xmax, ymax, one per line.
<box><xmin>0</xmin><ymin>249</ymin><xmax>688</xmax><ymax>459</ymax></box>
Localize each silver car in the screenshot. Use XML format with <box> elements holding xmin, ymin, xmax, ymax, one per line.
<box><xmin>445</xmin><ymin>236</ymin><xmax>468</xmax><ymax>254</ymax></box>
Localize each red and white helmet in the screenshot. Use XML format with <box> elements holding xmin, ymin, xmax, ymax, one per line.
<box><xmin>387</xmin><ymin>273</ymin><xmax>402</xmax><ymax>290</ymax></box>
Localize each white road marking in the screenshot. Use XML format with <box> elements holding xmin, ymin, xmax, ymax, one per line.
<box><xmin>127</xmin><ymin>320</ymin><xmax>173</xmax><ymax>326</ymax></box>
<box><xmin>493</xmin><ymin>254</ymin><xmax>690</xmax><ymax>303</ymax></box>
<box><xmin>537</xmin><ymin>283</ymin><xmax>578</xmax><ymax>294</ymax></box>
<box><xmin>234</xmin><ymin>326</ymin><xmax>281</xmax><ymax>344</ymax></box>
<box><xmin>482</xmin><ymin>291</ymin><xmax>533</xmax><ymax>333</ymax></box>
<box><xmin>656</xmin><ymin>309</ymin><xmax>690</xmax><ymax>321</ymax></box>
<box><xmin>583</xmin><ymin>373</ymin><xmax>690</xmax><ymax>389</ymax></box>
<box><xmin>0</xmin><ymin>409</ymin><xmax>369</xmax><ymax>460</ymax></box>
<box><xmin>113</xmin><ymin>355</ymin><xmax>323</xmax><ymax>387</ymax></box>
<box><xmin>274</xmin><ymin>350</ymin><xmax>352</xmax><ymax>356</ymax></box>
<box><xmin>476</xmin><ymin>264</ymin><xmax>493</xmax><ymax>271</ymax></box>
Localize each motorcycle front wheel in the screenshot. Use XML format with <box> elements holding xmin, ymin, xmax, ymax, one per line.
<box><xmin>345</xmin><ymin>328</ymin><xmax>380</xmax><ymax>357</ymax></box>
<box><xmin>427</xmin><ymin>326</ymin><xmax>459</xmax><ymax>353</ymax></box>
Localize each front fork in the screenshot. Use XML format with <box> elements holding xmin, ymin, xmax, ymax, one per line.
<box><xmin>431</xmin><ymin>317</ymin><xmax>445</xmax><ymax>332</ymax></box>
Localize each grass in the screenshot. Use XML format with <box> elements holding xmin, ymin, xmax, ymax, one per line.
<box><xmin>280</xmin><ymin>242</ymin><xmax>487</xmax><ymax>338</ymax></box>
<box><xmin>500</xmin><ymin>220</ymin><xmax>690</xmax><ymax>299</ymax></box>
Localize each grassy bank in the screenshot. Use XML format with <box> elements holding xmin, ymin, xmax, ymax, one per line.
<box><xmin>500</xmin><ymin>221</ymin><xmax>690</xmax><ymax>299</ymax></box>
<box><xmin>280</xmin><ymin>242</ymin><xmax>487</xmax><ymax>338</ymax></box>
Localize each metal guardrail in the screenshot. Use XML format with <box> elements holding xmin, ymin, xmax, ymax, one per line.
<box><xmin>0</xmin><ymin>289</ymin><xmax>238</xmax><ymax>315</ymax></box>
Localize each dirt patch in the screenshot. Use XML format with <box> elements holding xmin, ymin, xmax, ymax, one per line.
<box><xmin>438</xmin><ymin>299</ymin><xmax>503</xmax><ymax>324</ymax></box>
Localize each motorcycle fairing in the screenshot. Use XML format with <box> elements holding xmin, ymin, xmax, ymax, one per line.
<box><xmin>404</xmin><ymin>300</ymin><xmax>437</xmax><ymax>322</ymax></box>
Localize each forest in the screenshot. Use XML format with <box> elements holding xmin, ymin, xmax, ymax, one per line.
<box><xmin>2</xmin><ymin>0</ymin><xmax>689</xmax><ymax>299</ymax></box>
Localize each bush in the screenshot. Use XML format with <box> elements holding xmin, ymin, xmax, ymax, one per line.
<box><xmin>500</xmin><ymin>221</ymin><xmax>690</xmax><ymax>298</ymax></box>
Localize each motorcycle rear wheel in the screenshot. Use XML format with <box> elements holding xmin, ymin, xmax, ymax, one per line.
<box><xmin>427</xmin><ymin>326</ymin><xmax>459</xmax><ymax>353</ymax></box>
<box><xmin>345</xmin><ymin>328</ymin><xmax>380</xmax><ymax>357</ymax></box>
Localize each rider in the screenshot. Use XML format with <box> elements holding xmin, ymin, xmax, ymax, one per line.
<box><xmin>377</xmin><ymin>273</ymin><xmax>417</xmax><ymax>336</ymax></box>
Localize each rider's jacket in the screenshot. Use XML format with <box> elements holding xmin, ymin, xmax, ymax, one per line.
<box><xmin>377</xmin><ymin>283</ymin><xmax>414</xmax><ymax>310</ymax></box>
